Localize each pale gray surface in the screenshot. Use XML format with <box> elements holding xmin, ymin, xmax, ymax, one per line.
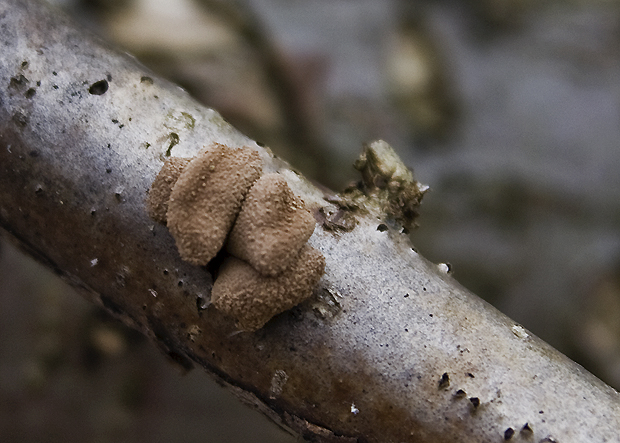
<box><xmin>1</xmin><ymin>0</ymin><xmax>620</xmax><ymax>443</ymax></box>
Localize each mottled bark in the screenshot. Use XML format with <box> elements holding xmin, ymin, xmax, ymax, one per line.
<box><xmin>1</xmin><ymin>1</ymin><xmax>619</xmax><ymax>442</ymax></box>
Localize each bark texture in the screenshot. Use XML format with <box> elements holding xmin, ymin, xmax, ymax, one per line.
<box><xmin>1</xmin><ymin>1</ymin><xmax>619</xmax><ymax>442</ymax></box>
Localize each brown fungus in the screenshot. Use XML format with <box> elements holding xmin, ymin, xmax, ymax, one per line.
<box><xmin>146</xmin><ymin>156</ymin><xmax>190</xmax><ymax>223</ymax></box>
<box><xmin>211</xmin><ymin>245</ymin><xmax>326</xmax><ymax>331</ymax></box>
<box><xmin>227</xmin><ymin>173</ymin><xmax>316</xmax><ymax>276</ymax></box>
<box><xmin>147</xmin><ymin>144</ymin><xmax>326</xmax><ymax>331</ymax></box>
<box><xmin>166</xmin><ymin>144</ymin><xmax>262</xmax><ymax>265</ymax></box>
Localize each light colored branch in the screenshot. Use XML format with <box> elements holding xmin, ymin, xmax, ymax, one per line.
<box><xmin>1</xmin><ymin>1</ymin><xmax>619</xmax><ymax>442</ymax></box>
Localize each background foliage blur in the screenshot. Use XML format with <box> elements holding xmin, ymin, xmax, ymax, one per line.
<box><xmin>3</xmin><ymin>0</ymin><xmax>620</xmax><ymax>441</ymax></box>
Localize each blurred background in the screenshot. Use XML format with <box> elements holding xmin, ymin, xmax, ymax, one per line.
<box><xmin>3</xmin><ymin>0</ymin><xmax>620</xmax><ymax>441</ymax></box>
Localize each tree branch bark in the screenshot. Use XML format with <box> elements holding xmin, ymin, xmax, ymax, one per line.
<box><xmin>1</xmin><ymin>1</ymin><xmax>619</xmax><ymax>442</ymax></box>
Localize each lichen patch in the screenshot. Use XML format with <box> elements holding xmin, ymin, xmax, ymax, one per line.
<box><xmin>344</xmin><ymin>140</ymin><xmax>428</xmax><ymax>229</ymax></box>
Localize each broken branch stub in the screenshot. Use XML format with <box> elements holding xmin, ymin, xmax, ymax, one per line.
<box><xmin>349</xmin><ymin>140</ymin><xmax>428</xmax><ymax>229</ymax></box>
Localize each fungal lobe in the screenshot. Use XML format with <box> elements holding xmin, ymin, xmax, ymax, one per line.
<box><xmin>227</xmin><ymin>173</ymin><xmax>316</xmax><ymax>276</ymax></box>
<box><xmin>166</xmin><ymin>144</ymin><xmax>262</xmax><ymax>265</ymax></box>
<box><xmin>146</xmin><ymin>156</ymin><xmax>190</xmax><ymax>223</ymax></box>
<box><xmin>211</xmin><ymin>245</ymin><xmax>326</xmax><ymax>331</ymax></box>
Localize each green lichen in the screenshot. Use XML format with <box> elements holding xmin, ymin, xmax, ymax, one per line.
<box><xmin>163</xmin><ymin>110</ymin><xmax>196</xmax><ymax>135</ymax></box>
<box><xmin>208</xmin><ymin>112</ymin><xmax>234</xmax><ymax>132</ymax></box>
<box><xmin>165</xmin><ymin>133</ymin><xmax>179</xmax><ymax>157</ymax></box>
<box><xmin>180</xmin><ymin>112</ymin><xmax>195</xmax><ymax>129</ymax></box>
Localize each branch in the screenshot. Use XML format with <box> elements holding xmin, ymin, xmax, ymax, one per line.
<box><xmin>1</xmin><ymin>1</ymin><xmax>619</xmax><ymax>442</ymax></box>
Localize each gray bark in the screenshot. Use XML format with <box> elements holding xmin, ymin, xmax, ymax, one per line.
<box><xmin>1</xmin><ymin>0</ymin><xmax>619</xmax><ymax>442</ymax></box>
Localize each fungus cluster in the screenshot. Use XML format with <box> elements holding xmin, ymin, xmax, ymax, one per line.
<box><xmin>147</xmin><ymin>143</ymin><xmax>325</xmax><ymax>331</ymax></box>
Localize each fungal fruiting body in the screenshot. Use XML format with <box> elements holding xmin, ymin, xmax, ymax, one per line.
<box><xmin>212</xmin><ymin>246</ymin><xmax>325</xmax><ymax>331</ymax></box>
<box><xmin>147</xmin><ymin>157</ymin><xmax>190</xmax><ymax>223</ymax></box>
<box><xmin>166</xmin><ymin>144</ymin><xmax>262</xmax><ymax>265</ymax></box>
<box><xmin>147</xmin><ymin>142</ymin><xmax>325</xmax><ymax>331</ymax></box>
<box><xmin>227</xmin><ymin>173</ymin><xmax>316</xmax><ymax>277</ymax></box>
